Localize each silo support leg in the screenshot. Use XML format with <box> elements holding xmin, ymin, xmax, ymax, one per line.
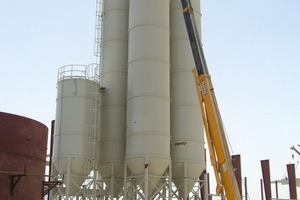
<box><xmin>66</xmin><ymin>157</ymin><xmax>71</xmax><ymax>199</ymax></box>
<box><xmin>144</xmin><ymin>157</ymin><xmax>149</xmax><ymax>200</ymax></box>
<box><xmin>184</xmin><ymin>162</ymin><xmax>187</xmax><ymax>199</ymax></box>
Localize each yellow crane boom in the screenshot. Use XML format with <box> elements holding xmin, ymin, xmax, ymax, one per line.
<box><xmin>180</xmin><ymin>0</ymin><xmax>241</xmax><ymax>199</ymax></box>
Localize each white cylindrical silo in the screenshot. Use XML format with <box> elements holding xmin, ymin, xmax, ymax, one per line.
<box><xmin>170</xmin><ymin>0</ymin><xmax>205</xmax><ymax>198</ymax></box>
<box><xmin>53</xmin><ymin>65</ymin><xmax>100</xmax><ymax>196</ymax></box>
<box><xmin>98</xmin><ymin>0</ymin><xmax>129</xmax><ymax>198</ymax></box>
<box><xmin>126</xmin><ymin>0</ymin><xmax>171</xmax><ymax>196</ymax></box>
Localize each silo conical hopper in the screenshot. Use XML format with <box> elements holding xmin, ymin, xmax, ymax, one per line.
<box><xmin>126</xmin><ymin>0</ymin><xmax>171</xmax><ymax>196</ymax></box>
<box><xmin>53</xmin><ymin>65</ymin><xmax>100</xmax><ymax>196</ymax></box>
<box><xmin>52</xmin><ymin>158</ymin><xmax>87</xmax><ymax>195</ymax></box>
<box><xmin>97</xmin><ymin>0</ymin><xmax>129</xmax><ymax>197</ymax></box>
<box><xmin>170</xmin><ymin>0</ymin><xmax>206</xmax><ymax>198</ymax></box>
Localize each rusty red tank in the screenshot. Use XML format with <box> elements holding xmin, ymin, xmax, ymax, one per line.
<box><xmin>0</xmin><ymin>112</ymin><xmax>48</xmax><ymax>200</ymax></box>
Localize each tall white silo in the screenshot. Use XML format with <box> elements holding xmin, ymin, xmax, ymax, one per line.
<box><xmin>170</xmin><ymin>0</ymin><xmax>206</xmax><ymax>198</ymax></box>
<box><xmin>126</xmin><ymin>0</ymin><xmax>171</xmax><ymax>197</ymax></box>
<box><xmin>97</xmin><ymin>0</ymin><xmax>129</xmax><ymax>198</ymax></box>
<box><xmin>53</xmin><ymin>65</ymin><xmax>100</xmax><ymax>197</ymax></box>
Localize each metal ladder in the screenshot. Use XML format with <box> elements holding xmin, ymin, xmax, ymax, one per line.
<box><xmin>88</xmin><ymin>0</ymin><xmax>103</xmax><ymax>168</ymax></box>
<box><xmin>82</xmin><ymin>0</ymin><xmax>104</xmax><ymax>197</ymax></box>
<box><xmin>87</xmin><ymin>67</ymin><xmax>99</xmax><ymax>162</ymax></box>
<box><xmin>94</xmin><ymin>0</ymin><xmax>104</xmax><ymax>70</ymax></box>
<box><xmin>85</xmin><ymin>64</ymin><xmax>100</xmax><ymax>199</ymax></box>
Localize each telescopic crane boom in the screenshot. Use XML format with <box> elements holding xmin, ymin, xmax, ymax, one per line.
<box><xmin>180</xmin><ymin>0</ymin><xmax>242</xmax><ymax>199</ymax></box>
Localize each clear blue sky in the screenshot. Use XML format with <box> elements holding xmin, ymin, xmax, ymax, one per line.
<box><xmin>0</xmin><ymin>1</ymin><xmax>300</xmax><ymax>199</ymax></box>
<box><xmin>202</xmin><ymin>0</ymin><xmax>300</xmax><ymax>199</ymax></box>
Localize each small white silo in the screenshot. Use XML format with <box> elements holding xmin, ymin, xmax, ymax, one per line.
<box><xmin>126</xmin><ymin>0</ymin><xmax>171</xmax><ymax>196</ymax></box>
<box><xmin>170</xmin><ymin>0</ymin><xmax>206</xmax><ymax>198</ymax></box>
<box><xmin>53</xmin><ymin>64</ymin><xmax>100</xmax><ymax>197</ymax></box>
<box><xmin>97</xmin><ymin>0</ymin><xmax>129</xmax><ymax>198</ymax></box>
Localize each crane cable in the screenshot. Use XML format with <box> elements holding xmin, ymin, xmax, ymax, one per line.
<box><xmin>222</xmin><ymin>120</ymin><xmax>252</xmax><ymax>200</ymax></box>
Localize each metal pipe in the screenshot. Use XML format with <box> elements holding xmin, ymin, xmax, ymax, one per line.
<box><xmin>48</xmin><ymin>120</ymin><xmax>55</xmax><ymax>183</ymax></box>
<box><xmin>244</xmin><ymin>177</ymin><xmax>248</xmax><ymax>200</ymax></box>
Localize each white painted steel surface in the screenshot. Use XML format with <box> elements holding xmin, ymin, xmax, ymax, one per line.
<box><xmin>126</xmin><ymin>0</ymin><xmax>171</xmax><ymax>195</ymax></box>
<box><xmin>170</xmin><ymin>0</ymin><xmax>205</xmax><ymax>198</ymax></box>
<box><xmin>98</xmin><ymin>0</ymin><xmax>129</xmax><ymax>197</ymax></box>
<box><xmin>53</xmin><ymin>65</ymin><xmax>100</xmax><ymax>196</ymax></box>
